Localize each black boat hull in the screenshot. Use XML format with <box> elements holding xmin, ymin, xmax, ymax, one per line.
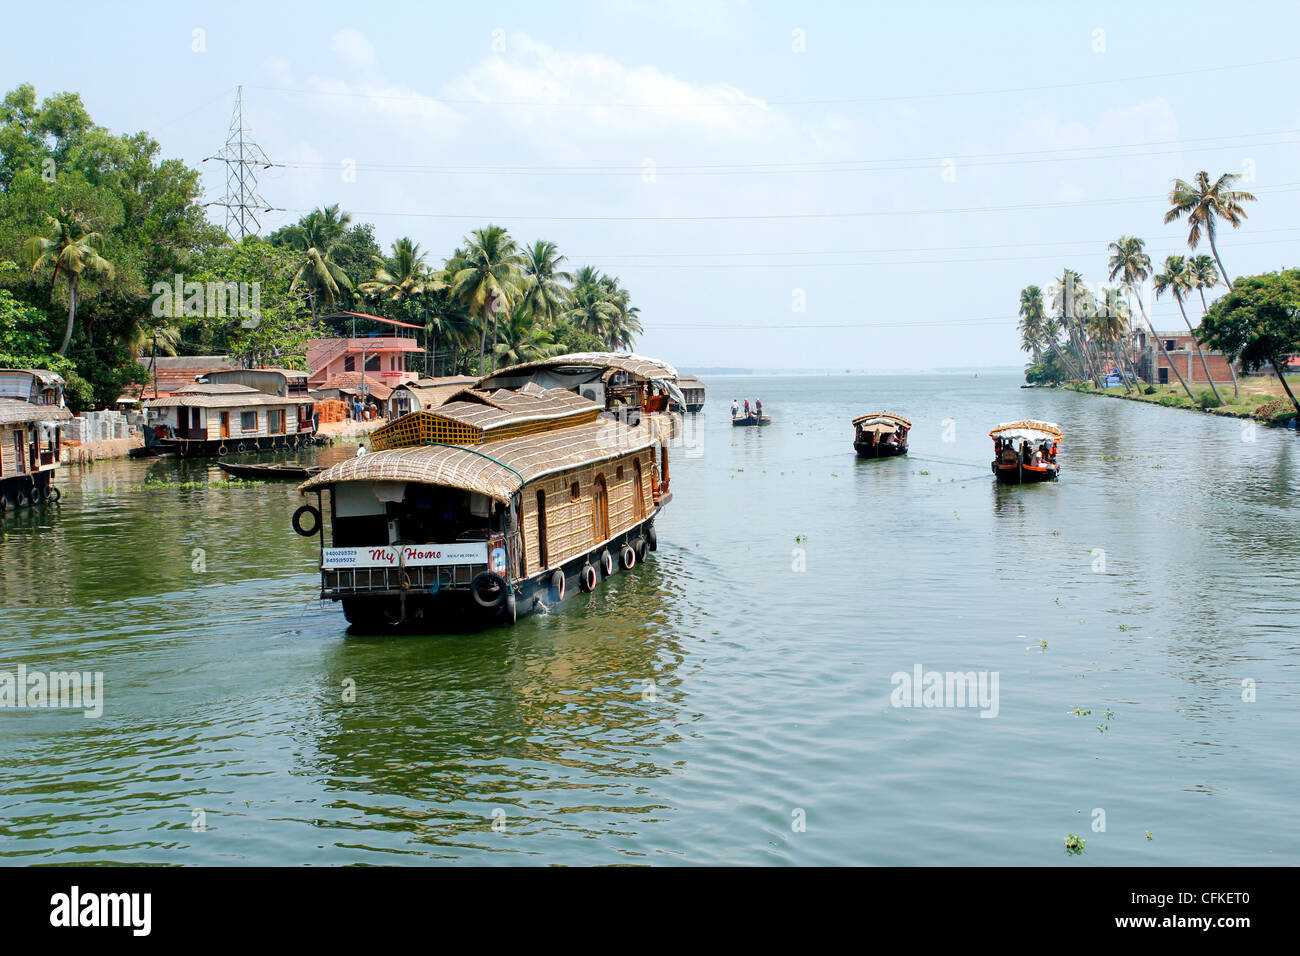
<box><xmin>992</xmin><ymin>462</ymin><xmax>1059</xmax><ymax>484</ymax></box>
<box><xmin>731</xmin><ymin>414</ymin><xmax>771</xmax><ymax>427</ymax></box>
<box><xmin>854</xmin><ymin>441</ymin><xmax>908</xmax><ymax>458</ymax></box>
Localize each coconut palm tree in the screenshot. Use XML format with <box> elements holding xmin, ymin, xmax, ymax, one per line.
<box><xmin>1187</xmin><ymin>254</ymin><xmax>1236</xmax><ymax>395</ymax></box>
<box><xmin>284</xmin><ymin>205</ymin><xmax>355</xmax><ymax>321</ymax></box>
<box><xmin>518</xmin><ymin>239</ymin><xmax>573</xmax><ymax>326</ymax></box>
<box><xmin>1018</xmin><ymin>285</ymin><xmax>1047</xmax><ymax>361</ymax></box>
<box><xmin>491</xmin><ymin>312</ymin><xmax>563</xmax><ymax>367</ymax></box>
<box><xmin>562</xmin><ymin>278</ymin><xmax>619</xmax><ymax>342</ymax></box>
<box><xmin>1107</xmin><ymin>235</ymin><xmax>1194</xmax><ymax>400</ymax></box>
<box><xmin>1049</xmin><ymin>269</ymin><xmax>1102</xmax><ymax>385</ymax></box>
<box><xmin>21</xmin><ymin>209</ymin><xmax>116</xmax><ymax>355</ymax></box>
<box><xmin>1090</xmin><ymin>288</ymin><xmax>1134</xmax><ymax>393</ymax></box>
<box><xmin>1163</xmin><ymin>171</ymin><xmax>1256</xmax><ymax>287</ymax></box>
<box><xmin>1154</xmin><ymin>255</ymin><xmax>1222</xmax><ymax>404</ymax></box>
<box><xmin>448</xmin><ymin>225</ymin><xmax>524</xmax><ymax>374</ymax></box>
<box><xmin>359</xmin><ymin>237</ymin><xmax>430</xmax><ymax>306</ymax></box>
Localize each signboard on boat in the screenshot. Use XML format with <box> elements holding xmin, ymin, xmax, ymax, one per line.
<box><xmin>322</xmin><ymin>543</ymin><xmax>488</xmax><ymax>569</ymax></box>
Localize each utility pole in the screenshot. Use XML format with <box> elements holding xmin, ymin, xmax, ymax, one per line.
<box><xmin>204</xmin><ymin>87</ymin><xmax>278</xmax><ymax>239</ymax></box>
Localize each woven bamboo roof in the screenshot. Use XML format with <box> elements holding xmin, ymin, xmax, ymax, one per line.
<box><xmin>0</xmin><ymin>400</ymin><xmax>72</xmax><ymax>424</ymax></box>
<box><xmin>439</xmin><ymin>385</ymin><xmax>598</xmax><ymax>432</ymax></box>
<box><xmin>397</xmin><ymin>376</ymin><xmax>479</xmax><ymax>410</ymax></box>
<box><xmin>989</xmin><ymin>419</ymin><xmax>1063</xmax><ymax>441</ymax></box>
<box><xmin>478</xmin><ymin>351</ymin><xmax>679</xmax><ymax>385</ymax></box>
<box><xmin>678</xmin><ymin>375</ymin><xmax>706</xmax><ymax>389</ymax></box>
<box><xmin>852</xmin><ymin>411</ymin><xmax>912</xmax><ymax>429</ymax></box>
<box><xmin>146</xmin><ymin>385</ymin><xmax>299</xmax><ymax>409</ymax></box>
<box><xmin>300</xmin><ymin>418</ymin><xmax>657</xmax><ymax>501</ymax></box>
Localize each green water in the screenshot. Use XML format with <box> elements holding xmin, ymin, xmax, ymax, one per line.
<box><xmin>1</xmin><ymin>373</ymin><xmax>1297</xmax><ymax>864</ymax></box>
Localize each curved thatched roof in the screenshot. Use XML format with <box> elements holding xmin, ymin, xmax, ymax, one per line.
<box><xmin>477</xmin><ymin>352</ymin><xmax>678</xmax><ymax>387</ymax></box>
<box><xmin>852</xmin><ymin>411</ymin><xmax>912</xmax><ymax>429</ymax></box>
<box><xmin>989</xmin><ymin>419</ymin><xmax>1062</xmax><ymax>441</ymax></box>
<box><xmin>0</xmin><ymin>400</ymin><xmax>72</xmax><ymax>425</ymax></box>
<box><xmin>301</xmin><ymin>418</ymin><xmax>658</xmax><ymax>501</ymax></box>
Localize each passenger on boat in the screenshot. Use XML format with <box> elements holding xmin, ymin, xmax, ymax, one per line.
<box><xmin>356</xmin><ymin>443</ymin><xmax>367</xmax><ymax>457</ymax></box>
<box><xmin>731</xmin><ymin>399</ymin><xmax>739</xmax><ymax>418</ymax></box>
<box><xmin>755</xmin><ymin>398</ymin><xmax>763</xmax><ymax>418</ymax></box>
<box><xmin>999</xmin><ymin>444</ymin><xmax>1018</xmax><ymax>466</ymax></box>
<box><xmin>744</xmin><ymin>399</ymin><xmax>751</xmax><ymax>417</ymax></box>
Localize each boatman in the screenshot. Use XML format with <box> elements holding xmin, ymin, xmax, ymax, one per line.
<box><xmin>744</xmin><ymin>399</ymin><xmax>750</xmax><ymax>417</ymax></box>
<box><xmin>755</xmin><ymin>398</ymin><xmax>763</xmax><ymax>418</ymax></box>
<box><xmin>731</xmin><ymin>398</ymin><xmax>739</xmax><ymax>418</ymax></box>
<box><xmin>356</xmin><ymin>442</ymin><xmax>367</xmax><ymax>457</ymax></box>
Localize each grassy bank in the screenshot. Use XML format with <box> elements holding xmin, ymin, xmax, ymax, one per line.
<box><xmin>1058</xmin><ymin>377</ymin><xmax>1299</xmax><ymax>426</ymax></box>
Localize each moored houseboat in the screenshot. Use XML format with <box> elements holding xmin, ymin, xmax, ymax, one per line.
<box><xmin>990</xmin><ymin>420</ymin><xmax>1062</xmax><ymax>484</ymax></box>
<box><xmin>0</xmin><ymin>369</ymin><xmax>70</xmax><ymax>510</ymax></box>
<box><xmin>143</xmin><ymin>382</ymin><xmax>316</xmax><ymax>456</ymax></box>
<box><xmin>853</xmin><ymin>411</ymin><xmax>910</xmax><ymax>457</ymax></box>
<box><xmin>293</xmin><ymin>382</ymin><xmax>671</xmax><ymax>630</ymax></box>
<box><xmin>475</xmin><ymin>352</ymin><xmax>683</xmax><ymax>437</ymax></box>
<box><xmin>675</xmin><ymin>375</ymin><xmax>706</xmax><ymax>412</ymax></box>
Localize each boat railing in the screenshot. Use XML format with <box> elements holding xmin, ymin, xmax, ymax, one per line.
<box><xmin>322</xmin><ymin>562</ymin><xmax>486</xmax><ymax>596</ymax></box>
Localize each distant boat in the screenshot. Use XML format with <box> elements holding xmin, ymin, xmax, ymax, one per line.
<box><xmin>989</xmin><ymin>420</ymin><xmax>1062</xmax><ymax>484</ymax></box>
<box><xmin>853</xmin><ymin>411</ymin><xmax>910</xmax><ymax>457</ymax></box>
<box><xmin>731</xmin><ymin>413</ymin><xmax>770</xmax><ymax>427</ymax></box>
<box><xmin>217</xmin><ymin>461</ymin><xmax>322</xmax><ymax>480</ymax></box>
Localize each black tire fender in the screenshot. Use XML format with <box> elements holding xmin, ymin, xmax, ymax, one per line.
<box><xmin>551</xmin><ymin>569</ymin><xmax>566</xmax><ymax>601</ymax></box>
<box><xmin>471</xmin><ymin>571</ymin><xmax>508</xmax><ymax>609</ymax></box>
<box><xmin>291</xmin><ymin>504</ymin><xmax>320</xmax><ymax>537</ymax></box>
<box><xmin>621</xmin><ymin>545</ymin><xmax>636</xmax><ymax>570</ymax></box>
<box><xmin>601</xmin><ymin>550</ymin><xmax>615</xmax><ymax>576</ymax></box>
<box><xmin>646</xmin><ymin>523</ymin><xmax>658</xmax><ymax>551</ymax></box>
<box><xmin>579</xmin><ymin>564</ymin><xmax>598</xmax><ymax>592</ymax></box>
<box><xmin>634</xmin><ymin>536</ymin><xmax>648</xmax><ymax>562</ymax></box>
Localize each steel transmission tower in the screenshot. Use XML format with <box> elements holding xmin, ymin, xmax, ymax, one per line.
<box><xmin>205</xmin><ymin>86</ymin><xmax>276</xmax><ymax>239</ymax></box>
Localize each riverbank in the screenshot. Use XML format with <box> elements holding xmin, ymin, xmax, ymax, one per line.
<box><xmin>1052</xmin><ymin>378</ymin><xmax>1299</xmax><ymax>427</ymax></box>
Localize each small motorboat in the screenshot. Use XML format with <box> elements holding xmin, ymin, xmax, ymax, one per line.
<box><xmin>731</xmin><ymin>413</ymin><xmax>771</xmax><ymax>427</ymax></box>
<box><xmin>217</xmin><ymin>461</ymin><xmax>323</xmax><ymax>480</ymax></box>
<box><xmin>853</xmin><ymin>411</ymin><xmax>910</xmax><ymax>457</ymax></box>
<box><xmin>989</xmin><ymin>420</ymin><xmax>1062</xmax><ymax>484</ymax></box>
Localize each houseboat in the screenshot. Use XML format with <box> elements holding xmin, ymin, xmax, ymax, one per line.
<box><xmin>293</xmin><ymin>381</ymin><xmax>671</xmax><ymax>630</ymax></box>
<box><xmin>0</xmin><ymin>369</ymin><xmax>70</xmax><ymax>510</ymax></box>
<box><xmin>475</xmin><ymin>352</ymin><xmax>683</xmax><ymax>437</ymax></box>
<box><xmin>675</xmin><ymin>375</ymin><xmax>706</xmax><ymax>413</ymax></box>
<box><xmin>143</xmin><ymin>382</ymin><xmax>316</xmax><ymax>457</ymax></box>
<box><xmin>990</xmin><ymin>420</ymin><xmax>1062</xmax><ymax>484</ymax></box>
<box><xmin>853</xmin><ymin>412</ymin><xmax>910</xmax><ymax>457</ymax></box>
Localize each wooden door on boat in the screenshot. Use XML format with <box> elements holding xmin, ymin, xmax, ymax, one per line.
<box><xmin>633</xmin><ymin>459</ymin><xmax>645</xmax><ymax>521</ymax></box>
<box><xmin>12</xmin><ymin>430</ymin><xmax>25</xmax><ymax>474</ymax></box>
<box><xmin>592</xmin><ymin>474</ymin><xmax>610</xmax><ymax>544</ymax></box>
<box><xmin>220</xmin><ymin>412</ymin><xmax>231</xmax><ymax>439</ymax></box>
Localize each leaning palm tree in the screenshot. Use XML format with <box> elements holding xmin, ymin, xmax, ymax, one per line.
<box><xmin>1049</xmin><ymin>269</ymin><xmax>1102</xmax><ymax>384</ymax></box>
<box><xmin>518</xmin><ymin>239</ymin><xmax>573</xmax><ymax>326</ymax></box>
<box><xmin>448</xmin><ymin>225</ymin><xmax>524</xmax><ymax>374</ymax></box>
<box><xmin>1154</xmin><ymin>255</ymin><xmax>1222</xmax><ymax>404</ymax></box>
<box><xmin>285</xmin><ymin>205</ymin><xmax>355</xmax><ymax>321</ymax></box>
<box><xmin>1018</xmin><ymin>285</ymin><xmax>1047</xmax><ymax>361</ymax></box>
<box><xmin>1163</xmin><ymin>171</ymin><xmax>1256</xmax><ymax>287</ymax></box>
<box><xmin>1090</xmin><ymin>289</ymin><xmax>1134</xmax><ymax>393</ymax></box>
<box><xmin>22</xmin><ymin>209</ymin><xmax>116</xmax><ymax>355</ymax></box>
<box><xmin>1186</xmin><ymin>254</ymin><xmax>1236</xmax><ymax>395</ymax></box>
<box><xmin>1107</xmin><ymin>235</ymin><xmax>1194</xmax><ymax>400</ymax></box>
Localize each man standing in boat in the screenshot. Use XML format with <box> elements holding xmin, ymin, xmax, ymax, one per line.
<box><xmin>731</xmin><ymin>398</ymin><xmax>739</xmax><ymax>419</ymax></box>
<box><xmin>755</xmin><ymin>398</ymin><xmax>763</xmax><ymax>419</ymax></box>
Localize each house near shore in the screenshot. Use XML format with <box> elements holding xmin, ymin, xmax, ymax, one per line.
<box><xmin>1135</xmin><ymin>330</ymin><xmax>1237</xmax><ymax>387</ymax></box>
<box><xmin>117</xmin><ymin>355</ymin><xmax>238</xmax><ymax>407</ymax></box>
<box><xmin>307</xmin><ymin>312</ymin><xmax>423</xmax><ymax>395</ymax></box>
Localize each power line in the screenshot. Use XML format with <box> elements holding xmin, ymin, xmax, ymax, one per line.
<box><xmin>282</xmin><ymin>181</ymin><xmax>1300</xmax><ymax>223</ymax></box>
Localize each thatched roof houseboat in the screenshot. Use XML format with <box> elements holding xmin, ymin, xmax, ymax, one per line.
<box><xmin>294</xmin><ymin>382</ymin><xmax>672</xmax><ymax>630</ymax></box>
<box><xmin>853</xmin><ymin>411</ymin><xmax>911</xmax><ymax>458</ymax></box>
<box><xmin>0</xmin><ymin>369</ymin><xmax>71</xmax><ymax>510</ymax></box>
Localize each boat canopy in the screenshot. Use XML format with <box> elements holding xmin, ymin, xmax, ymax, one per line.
<box><xmin>475</xmin><ymin>351</ymin><xmax>685</xmax><ymax>407</ymax></box>
<box><xmin>852</xmin><ymin>411</ymin><xmax>912</xmax><ymax>433</ymax></box>
<box><xmin>988</xmin><ymin>420</ymin><xmax>1063</xmax><ymax>442</ymax></box>
<box><xmin>299</xmin><ymin>418</ymin><xmax>656</xmax><ymax>502</ymax></box>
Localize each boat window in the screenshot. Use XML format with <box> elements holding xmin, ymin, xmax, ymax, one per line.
<box><xmin>633</xmin><ymin>459</ymin><xmax>645</xmax><ymax>520</ymax></box>
<box><xmin>570</xmin><ymin>481</ymin><xmax>580</xmax><ymax>501</ymax></box>
<box><xmin>240</xmin><ymin>412</ymin><xmax>257</xmax><ymax>432</ymax></box>
<box><xmin>592</xmin><ymin>475</ymin><xmax>610</xmax><ymax>544</ymax></box>
<box><xmin>616</xmin><ymin>465</ymin><xmax>624</xmax><ymax>481</ymax></box>
<box><xmin>535</xmin><ymin>489</ymin><xmax>548</xmax><ymax>569</ymax></box>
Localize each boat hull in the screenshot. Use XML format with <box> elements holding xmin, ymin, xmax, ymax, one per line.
<box><xmin>731</xmin><ymin>414</ymin><xmax>771</xmax><ymax>427</ymax></box>
<box><xmin>217</xmin><ymin>462</ymin><xmax>322</xmax><ymax>480</ymax></box>
<box><xmin>332</xmin><ymin>514</ymin><xmax>662</xmax><ymax>633</ymax></box>
<box><xmin>854</xmin><ymin>441</ymin><xmax>908</xmax><ymax>458</ymax></box>
<box><xmin>154</xmin><ymin>432</ymin><xmax>323</xmax><ymax>458</ymax></box>
<box><xmin>0</xmin><ymin>470</ymin><xmax>56</xmax><ymax>511</ymax></box>
<box><xmin>992</xmin><ymin>461</ymin><xmax>1059</xmax><ymax>484</ymax></box>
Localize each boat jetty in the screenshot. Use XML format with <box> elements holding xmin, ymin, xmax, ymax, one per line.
<box><xmin>853</xmin><ymin>411</ymin><xmax>910</xmax><ymax>457</ymax></box>
<box><xmin>293</xmin><ymin>373</ymin><xmax>673</xmax><ymax>630</ymax></box>
<box><xmin>0</xmin><ymin>368</ymin><xmax>71</xmax><ymax>509</ymax></box>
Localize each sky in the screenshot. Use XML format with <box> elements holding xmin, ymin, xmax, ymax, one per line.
<box><xmin>5</xmin><ymin>0</ymin><xmax>1299</xmax><ymax>370</ymax></box>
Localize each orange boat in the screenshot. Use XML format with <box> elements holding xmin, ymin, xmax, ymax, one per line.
<box><xmin>989</xmin><ymin>420</ymin><xmax>1062</xmax><ymax>484</ymax></box>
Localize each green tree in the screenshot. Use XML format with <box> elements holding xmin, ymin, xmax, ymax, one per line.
<box><xmin>1107</xmin><ymin>235</ymin><xmax>1194</xmax><ymax>399</ymax></box>
<box><xmin>1199</xmin><ymin>269</ymin><xmax>1300</xmax><ymax>415</ymax></box>
<box><xmin>280</xmin><ymin>205</ymin><xmax>356</xmax><ymax>321</ymax></box>
<box><xmin>1163</xmin><ymin>171</ymin><xmax>1256</xmax><ymax>287</ymax></box>
<box><xmin>518</xmin><ymin>239</ymin><xmax>572</xmax><ymax>326</ymax></box>
<box><xmin>22</xmin><ymin>208</ymin><xmax>115</xmax><ymax>354</ymax></box>
<box><xmin>448</xmin><ymin>225</ymin><xmax>523</xmax><ymax>374</ymax></box>
<box><xmin>1154</xmin><ymin>255</ymin><xmax>1222</xmax><ymax>404</ymax></box>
